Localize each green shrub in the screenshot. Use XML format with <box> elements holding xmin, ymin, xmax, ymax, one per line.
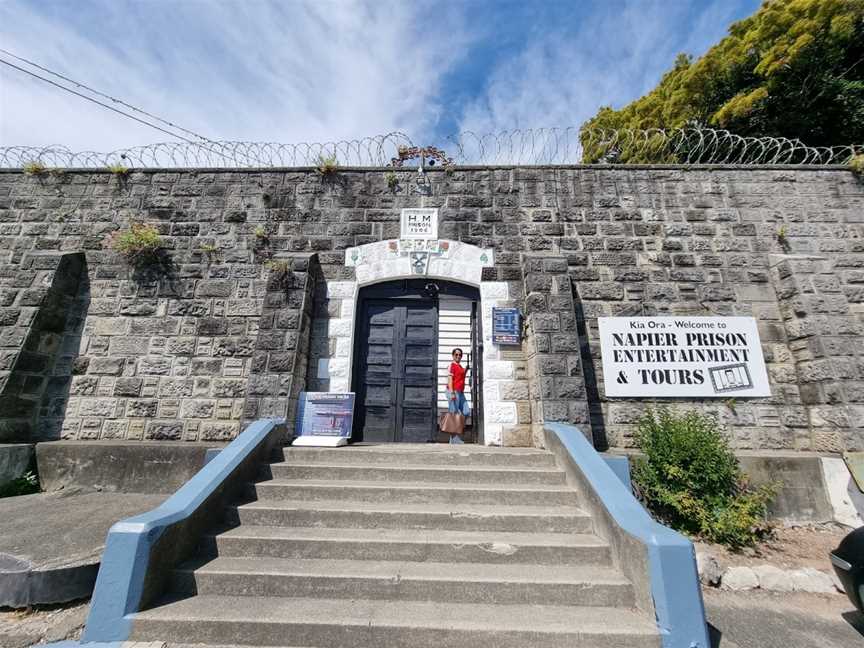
<box><xmin>631</xmin><ymin>407</ymin><xmax>775</xmax><ymax>550</ymax></box>
<box><xmin>105</xmin><ymin>223</ymin><xmax>163</xmax><ymax>265</ymax></box>
<box><xmin>851</xmin><ymin>154</ymin><xmax>864</xmax><ymax>178</ymax></box>
<box><xmin>0</xmin><ymin>471</ymin><xmax>39</xmax><ymax>498</ymax></box>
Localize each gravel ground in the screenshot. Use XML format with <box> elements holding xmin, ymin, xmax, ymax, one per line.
<box><xmin>695</xmin><ymin>523</ymin><xmax>849</xmax><ymax>571</ymax></box>
<box><xmin>0</xmin><ymin>599</ymin><xmax>88</xmax><ymax>647</ymax></box>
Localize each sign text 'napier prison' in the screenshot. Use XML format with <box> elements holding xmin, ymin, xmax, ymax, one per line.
<box><xmin>598</xmin><ymin>317</ymin><xmax>771</xmax><ymax>398</ymax></box>
<box><xmin>400</xmin><ymin>208</ymin><xmax>438</xmax><ymax>240</ymax></box>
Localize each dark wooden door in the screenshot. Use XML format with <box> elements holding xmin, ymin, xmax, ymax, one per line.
<box><xmin>356</xmin><ymin>299</ymin><xmax>438</xmax><ymax>442</ymax></box>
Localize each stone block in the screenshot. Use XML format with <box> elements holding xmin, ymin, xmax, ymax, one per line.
<box><xmin>754</xmin><ymin>565</ymin><xmax>793</xmax><ymax>592</ymax></box>
<box><xmin>70</xmin><ymin>376</ymin><xmax>98</xmax><ymax>396</ymax></box>
<box><xmin>696</xmin><ymin>552</ymin><xmax>723</xmax><ymax>586</ymax></box>
<box><xmin>722</xmin><ymin>566</ymin><xmax>758</xmax><ymax>590</ymax></box>
<box><xmin>180</xmin><ymin>399</ymin><xmax>216</xmax><ymax>419</ymax></box>
<box><xmin>158</xmin><ymin>378</ymin><xmax>195</xmax><ymax>398</ymax></box>
<box><xmin>200</xmin><ymin>421</ymin><xmax>240</xmax><ymax>441</ymax></box>
<box><xmin>190</xmin><ymin>358</ymin><xmax>223</xmax><ymax>375</ymax></box>
<box><xmin>195</xmin><ymin>280</ymin><xmax>234</xmax><ymax>298</ymax></box>
<box><xmin>790</xmin><ymin>568</ymin><xmax>835</xmax><ymax>593</ymax></box>
<box><xmin>498</xmin><ymin>381</ymin><xmax>529</xmax><ymax>400</ymax></box>
<box><xmin>138</xmin><ymin>357</ymin><xmax>173</xmax><ymax>376</ymax></box>
<box><xmin>145</xmin><ymin>420</ymin><xmax>183</xmax><ymax>440</ymax></box>
<box><xmin>108</xmin><ymin>337</ymin><xmax>151</xmax><ymax>355</ymax></box>
<box><xmin>501</xmin><ymin>425</ymin><xmax>533</xmax><ymax>447</ymax></box>
<box><xmin>530</xmin><ymin>313</ymin><xmax>560</xmax><ymax>332</ymax></box>
<box><xmin>487</xmin><ymin>401</ymin><xmax>518</xmax><ymax>424</ymax></box>
<box><xmin>127</xmin><ymin>399</ymin><xmax>159</xmax><ymax>417</ymax></box>
<box><xmin>78</xmin><ymin>398</ymin><xmax>121</xmax><ymax>418</ymax></box>
<box><xmin>485</xmin><ymin>360</ymin><xmax>515</xmax><ymax>380</ymax></box>
<box><xmin>113</xmin><ymin>378</ymin><xmax>143</xmax><ymax>397</ymax></box>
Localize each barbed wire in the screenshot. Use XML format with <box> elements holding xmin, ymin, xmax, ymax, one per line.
<box><xmin>1</xmin><ymin>128</ymin><xmax>860</xmax><ymax>169</ymax></box>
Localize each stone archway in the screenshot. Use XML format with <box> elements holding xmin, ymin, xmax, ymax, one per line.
<box><xmin>306</xmin><ymin>239</ymin><xmax>523</xmax><ymax>446</ymax></box>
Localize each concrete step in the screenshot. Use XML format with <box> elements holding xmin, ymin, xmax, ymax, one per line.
<box><xmin>172</xmin><ymin>557</ymin><xmax>635</xmax><ymax>607</ymax></box>
<box><xmin>227</xmin><ymin>500</ymin><xmax>590</xmax><ymax>533</ymax></box>
<box><xmin>131</xmin><ymin>595</ymin><xmax>660</xmax><ymax>648</ymax></box>
<box><xmin>263</xmin><ymin>462</ymin><xmax>567</xmax><ymax>486</ymax></box>
<box><xmin>279</xmin><ymin>445</ymin><xmax>558</xmax><ymax>468</ymax></box>
<box><xmin>248</xmin><ymin>479</ymin><xmax>577</xmax><ymax>506</ymax></box>
<box><xmin>203</xmin><ymin>525</ymin><xmax>613</xmax><ymax>565</ymax></box>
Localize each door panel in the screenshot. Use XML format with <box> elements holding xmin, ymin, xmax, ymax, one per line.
<box><xmin>358</xmin><ymin>303</ymin><xmax>398</xmax><ymax>442</ymax></box>
<box><xmin>356</xmin><ymin>299</ymin><xmax>438</xmax><ymax>442</ymax></box>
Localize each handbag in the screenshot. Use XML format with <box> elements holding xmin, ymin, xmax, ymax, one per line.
<box><xmin>439</xmin><ymin>412</ymin><xmax>465</xmax><ymax>434</ymax></box>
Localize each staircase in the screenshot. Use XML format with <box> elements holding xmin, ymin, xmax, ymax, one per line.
<box><xmin>129</xmin><ymin>444</ymin><xmax>660</xmax><ymax>648</ymax></box>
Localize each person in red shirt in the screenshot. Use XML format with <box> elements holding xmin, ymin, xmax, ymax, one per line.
<box><xmin>447</xmin><ymin>348</ymin><xmax>467</xmax><ymax>444</ymax></box>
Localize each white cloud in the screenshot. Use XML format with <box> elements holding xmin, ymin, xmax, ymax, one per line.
<box><xmin>0</xmin><ymin>0</ymin><xmax>471</xmax><ymax>153</ymax></box>
<box><xmin>455</xmin><ymin>0</ymin><xmax>758</xmax><ymax>156</ymax></box>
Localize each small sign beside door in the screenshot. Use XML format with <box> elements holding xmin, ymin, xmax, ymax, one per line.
<box><xmin>400</xmin><ymin>208</ymin><xmax>438</xmax><ymax>240</ymax></box>
<box><xmin>295</xmin><ymin>392</ymin><xmax>356</xmax><ymax>438</ymax></box>
<box><xmin>492</xmin><ymin>307</ymin><xmax>522</xmax><ymax>345</ymax></box>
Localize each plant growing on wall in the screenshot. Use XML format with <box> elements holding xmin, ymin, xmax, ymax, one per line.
<box><xmin>384</xmin><ymin>171</ymin><xmax>398</xmax><ymax>190</ymax></box>
<box><xmin>198</xmin><ymin>242</ymin><xmax>221</xmax><ymax>264</ymax></box>
<box><xmin>22</xmin><ymin>160</ymin><xmax>48</xmax><ymax>176</ymax></box>
<box><xmin>265</xmin><ymin>259</ymin><xmax>293</xmax><ymax>289</ymax></box>
<box><xmin>851</xmin><ymin>154</ymin><xmax>864</xmax><ymax>178</ymax></box>
<box><xmin>631</xmin><ymin>407</ymin><xmax>776</xmax><ymax>550</ymax></box>
<box><xmin>106</xmin><ymin>162</ymin><xmax>130</xmax><ymax>180</ymax></box>
<box><xmin>315</xmin><ymin>153</ymin><xmax>339</xmax><ymax>177</ymax></box>
<box><xmin>105</xmin><ymin>223</ymin><xmax>163</xmax><ymax>266</ymax></box>
<box><xmin>776</xmin><ymin>224</ymin><xmax>790</xmax><ymax>251</ymax></box>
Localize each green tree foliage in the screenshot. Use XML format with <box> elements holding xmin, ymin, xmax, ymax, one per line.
<box><xmin>581</xmin><ymin>0</ymin><xmax>864</xmax><ymax>162</ymax></box>
<box><xmin>631</xmin><ymin>408</ymin><xmax>775</xmax><ymax>550</ymax></box>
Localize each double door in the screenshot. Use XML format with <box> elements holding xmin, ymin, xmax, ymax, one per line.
<box><xmin>355</xmin><ymin>299</ymin><xmax>438</xmax><ymax>442</ymax></box>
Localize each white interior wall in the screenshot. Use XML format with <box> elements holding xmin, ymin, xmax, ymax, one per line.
<box><xmin>437</xmin><ymin>297</ymin><xmax>473</xmax><ymax>414</ymax></box>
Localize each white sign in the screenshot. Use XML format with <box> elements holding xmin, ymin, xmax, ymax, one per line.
<box><xmin>400</xmin><ymin>208</ymin><xmax>438</xmax><ymax>239</ymax></box>
<box><xmin>598</xmin><ymin>317</ymin><xmax>771</xmax><ymax>398</ymax></box>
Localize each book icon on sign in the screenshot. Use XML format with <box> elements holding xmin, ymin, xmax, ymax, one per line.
<box><xmin>709</xmin><ymin>363</ymin><xmax>753</xmax><ymax>393</ymax></box>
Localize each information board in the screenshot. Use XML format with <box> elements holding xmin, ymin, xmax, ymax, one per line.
<box><xmin>400</xmin><ymin>208</ymin><xmax>438</xmax><ymax>240</ymax></box>
<box><xmin>492</xmin><ymin>307</ymin><xmax>522</xmax><ymax>345</ymax></box>
<box><xmin>598</xmin><ymin>317</ymin><xmax>771</xmax><ymax>398</ymax></box>
<box><xmin>295</xmin><ymin>392</ymin><xmax>355</xmax><ymax>438</ymax></box>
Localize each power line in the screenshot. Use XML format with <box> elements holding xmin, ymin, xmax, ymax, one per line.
<box><xmin>0</xmin><ymin>47</ymin><xmax>213</xmax><ymax>143</ymax></box>
<box><xmin>0</xmin><ymin>56</ymin><xmax>241</xmax><ymax>163</ymax></box>
<box><xmin>0</xmin><ymin>57</ymin><xmax>202</xmax><ymax>143</ymax></box>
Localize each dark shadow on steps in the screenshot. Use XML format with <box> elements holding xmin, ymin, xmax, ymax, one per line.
<box><xmin>841</xmin><ymin>610</ymin><xmax>864</xmax><ymax>637</ymax></box>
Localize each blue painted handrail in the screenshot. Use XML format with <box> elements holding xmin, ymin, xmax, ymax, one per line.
<box><xmin>546</xmin><ymin>423</ymin><xmax>710</xmax><ymax>648</ymax></box>
<box><xmin>81</xmin><ymin>419</ymin><xmax>280</xmax><ymax>643</ymax></box>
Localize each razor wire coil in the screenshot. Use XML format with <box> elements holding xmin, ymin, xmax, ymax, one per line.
<box><xmin>1</xmin><ymin>128</ymin><xmax>860</xmax><ymax>169</ymax></box>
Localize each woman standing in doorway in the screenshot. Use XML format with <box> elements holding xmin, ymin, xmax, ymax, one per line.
<box><xmin>447</xmin><ymin>348</ymin><xmax>467</xmax><ymax>444</ymax></box>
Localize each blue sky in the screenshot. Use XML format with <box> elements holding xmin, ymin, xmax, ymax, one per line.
<box><xmin>0</xmin><ymin>0</ymin><xmax>762</xmax><ymax>153</ymax></box>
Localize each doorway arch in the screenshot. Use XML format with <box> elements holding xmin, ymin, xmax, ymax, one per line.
<box><xmin>311</xmin><ymin>238</ymin><xmax>521</xmax><ymax>446</ymax></box>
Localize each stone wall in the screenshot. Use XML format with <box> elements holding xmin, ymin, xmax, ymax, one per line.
<box><xmin>0</xmin><ymin>166</ymin><xmax>862</xmax><ymax>451</ymax></box>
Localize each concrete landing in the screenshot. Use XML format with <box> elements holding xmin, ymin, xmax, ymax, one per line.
<box><xmin>0</xmin><ymin>490</ymin><xmax>164</xmax><ymax>607</ymax></box>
